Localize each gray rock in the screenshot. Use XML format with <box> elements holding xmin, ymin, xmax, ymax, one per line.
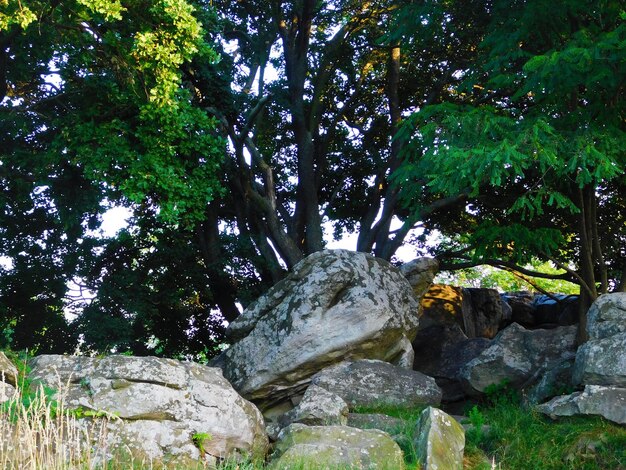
<box><xmin>271</xmin><ymin>424</ymin><xmax>405</xmax><ymax>469</ymax></box>
<box><xmin>28</xmin><ymin>355</ymin><xmax>268</xmax><ymax>467</ymax></box>
<box><xmin>311</xmin><ymin>359</ymin><xmax>442</xmax><ymax>410</ymax></box>
<box><xmin>461</xmin><ymin>323</ymin><xmax>577</xmax><ymax>395</ymax></box>
<box><xmin>278</xmin><ymin>385</ymin><xmax>348</xmax><ymax>428</ymax></box>
<box><xmin>419</xmin><ymin>284</ymin><xmax>467</xmax><ymax>331</ymax></box>
<box><xmin>536</xmin><ymin>385</ymin><xmax>626</xmax><ymax>425</ymax></box>
<box><xmin>399</xmin><ymin>257</ymin><xmax>439</xmax><ymax>299</ymax></box>
<box><xmin>412</xmin><ymin>324</ymin><xmax>491</xmax><ymax>402</ymax></box>
<box><xmin>525</xmin><ymin>356</ymin><xmax>576</xmax><ymax>405</ymax></box>
<box><xmin>0</xmin><ymin>381</ymin><xmax>15</xmax><ymax>403</ymax></box>
<box><xmin>347</xmin><ymin>413</ymin><xmax>409</xmax><ymax>435</ymax></box>
<box><xmin>586</xmin><ymin>293</ymin><xmax>626</xmax><ymax>340</ymax></box>
<box><xmin>573</xmin><ymin>332</ymin><xmax>626</xmax><ymax>387</ymax></box>
<box><xmin>212</xmin><ymin>250</ymin><xmax>421</xmax><ymax>410</ymax></box>
<box><xmin>0</xmin><ymin>351</ymin><xmax>18</xmax><ymax>386</ymax></box>
<box><xmin>505</xmin><ymin>294</ymin><xmax>536</xmax><ymax>327</ymax></box>
<box><xmin>414</xmin><ymin>407</ymin><xmax>465</xmax><ymax>470</ymax></box>
<box><xmin>462</xmin><ymin>288</ymin><xmax>504</xmax><ymax>339</ymax></box>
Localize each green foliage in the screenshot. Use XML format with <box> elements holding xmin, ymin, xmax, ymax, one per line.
<box><xmin>467</xmin><ymin>405</ymin><xmax>487</xmax><ymax>445</ymax></box>
<box><xmin>191</xmin><ymin>431</ymin><xmax>212</xmax><ymax>455</ymax></box>
<box><xmin>394</xmin><ymin>0</ymin><xmax>626</xmax><ymax>295</ymax></box>
<box><xmin>466</xmin><ymin>399</ymin><xmax>626</xmax><ymax>469</ymax></box>
<box><xmin>0</xmin><ymin>350</ymin><xmax>60</xmax><ymax>422</ymax></box>
<box><xmin>484</xmin><ymin>378</ymin><xmax>522</xmax><ymax>407</ymax></box>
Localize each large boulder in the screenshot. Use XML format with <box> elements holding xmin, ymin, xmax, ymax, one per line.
<box><xmin>462</xmin><ymin>288</ymin><xmax>505</xmax><ymax>338</ymax></box>
<box><xmin>533</xmin><ymin>294</ymin><xmax>579</xmax><ymax>326</ymax></box>
<box><xmin>524</xmin><ymin>356</ymin><xmax>576</xmax><ymax>405</ymax></box>
<box><xmin>412</xmin><ymin>324</ymin><xmax>491</xmax><ymax>402</ymax></box>
<box><xmin>399</xmin><ymin>257</ymin><xmax>439</xmax><ymax>299</ymax></box>
<box><xmin>0</xmin><ymin>351</ymin><xmax>18</xmax><ymax>386</ymax></box>
<box><xmin>277</xmin><ymin>385</ymin><xmax>348</xmax><ymax>429</ymax></box>
<box><xmin>536</xmin><ymin>385</ymin><xmax>626</xmax><ymax>425</ymax></box>
<box><xmin>211</xmin><ymin>250</ymin><xmax>421</xmax><ymax>410</ymax></box>
<box><xmin>573</xmin><ymin>293</ymin><xmax>626</xmax><ymax>388</ymax></box>
<box><xmin>310</xmin><ymin>359</ymin><xmax>442</xmax><ymax>410</ymax></box>
<box><xmin>419</xmin><ymin>284</ymin><xmax>467</xmax><ymax>331</ymax></box>
<box><xmin>271</xmin><ymin>424</ymin><xmax>405</xmax><ymax>469</ymax></box>
<box><xmin>586</xmin><ymin>292</ymin><xmax>626</xmax><ymax>340</ymax></box>
<box><xmin>460</xmin><ymin>323</ymin><xmax>578</xmax><ymax>395</ymax></box>
<box><xmin>414</xmin><ymin>407</ymin><xmax>465</xmax><ymax>470</ymax></box>
<box><xmin>28</xmin><ymin>355</ymin><xmax>268</xmax><ymax>467</ymax></box>
<box><xmin>419</xmin><ymin>285</ymin><xmax>504</xmax><ymax>338</ymax></box>
<box><xmin>573</xmin><ymin>333</ymin><xmax>626</xmax><ymax>387</ymax></box>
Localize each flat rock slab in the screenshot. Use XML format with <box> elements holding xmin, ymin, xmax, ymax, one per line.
<box><xmin>271</xmin><ymin>424</ymin><xmax>405</xmax><ymax>469</ymax></box>
<box><xmin>28</xmin><ymin>355</ymin><xmax>268</xmax><ymax>467</ymax></box>
<box><xmin>536</xmin><ymin>385</ymin><xmax>626</xmax><ymax>425</ymax></box>
<box><xmin>212</xmin><ymin>250</ymin><xmax>421</xmax><ymax>410</ymax></box>
<box><xmin>311</xmin><ymin>359</ymin><xmax>442</xmax><ymax>410</ymax></box>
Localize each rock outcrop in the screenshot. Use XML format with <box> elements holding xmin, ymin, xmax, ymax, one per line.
<box><xmin>414</xmin><ymin>407</ymin><xmax>465</xmax><ymax>470</ymax></box>
<box><xmin>310</xmin><ymin>359</ymin><xmax>442</xmax><ymax>410</ymax></box>
<box><xmin>271</xmin><ymin>424</ymin><xmax>405</xmax><ymax>469</ymax></box>
<box><xmin>538</xmin><ymin>293</ymin><xmax>626</xmax><ymax>424</ymax></box>
<box><xmin>211</xmin><ymin>250</ymin><xmax>422</xmax><ymax>410</ymax></box>
<box><xmin>460</xmin><ymin>323</ymin><xmax>578</xmax><ymax>395</ymax></box>
<box><xmin>574</xmin><ymin>293</ymin><xmax>626</xmax><ymax>387</ymax></box>
<box><xmin>28</xmin><ymin>355</ymin><xmax>268</xmax><ymax>467</ymax></box>
<box><xmin>412</xmin><ymin>324</ymin><xmax>491</xmax><ymax>402</ymax></box>
<box><xmin>277</xmin><ymin>385</ymin><xmax>348</xmax><ymax>429</ymax></box>
<box><xmin>537</xmin><ymin>385</ymin><xmax>626</xmax><ymax>425</ymax></box>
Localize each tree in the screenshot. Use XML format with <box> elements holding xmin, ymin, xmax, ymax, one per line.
<box><xmin>394</xmin><ymin>0</ymin><xmax>625</xmax><ymax>339</ymax></box>
<box><xmin>1</xmin><ymin>0</ymin><xmax>224</xmax><ymax>352</ymax></box>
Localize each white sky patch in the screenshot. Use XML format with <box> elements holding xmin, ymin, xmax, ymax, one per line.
<box><xmin>100</xmin><ymin>206</ymin><xmax>132</xmax><ymax>236</ymax></box>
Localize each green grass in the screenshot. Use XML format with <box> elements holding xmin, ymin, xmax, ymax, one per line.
<box><xmin>464</xmin><ymin>398</ymin><xmax>626</xmax><ymax>470</ymax></box>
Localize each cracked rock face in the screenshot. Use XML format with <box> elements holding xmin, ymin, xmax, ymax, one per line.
<box><xmin>211</xmin><ymin>250</ymin><xmax>421</xmax><ymax>410</ymax></box>
<box><xmin>310</xmin><ymin>359</ymin><xmax>442</xmax><ymax>410</ymax></box>
<box><xmin>460</xmin><ymin>323</ymin><xmax>578</xmax><ymax>395</ymax></box>
<box><xmin>28</xmin><ymin>355</ymin><xmax>268</xmax><ymax>467</ymax></box>
<box><xmin>414</xmin><ymin>407</ymin><xmax>465</xmax><ymax>470</ymax></box>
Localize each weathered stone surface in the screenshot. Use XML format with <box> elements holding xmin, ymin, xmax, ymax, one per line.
<box><xmin>461</xmin><ymin>323</ymin><xmax>577</xmax><ymax>395</ymax></box>
<box><xmin>0</xmin><ymin>381</ymin><xmax>15</xmax><ymax>403</ymax></box>
<box><xmin>586</xmin><ymin>292</ymin><xmax>626</xmax><ymax>341</ymax></box>
<box><xmin>0</xmin><ymin>351</ymin><xmax>18</xmax><ymax>386</ymax></box>
<box><xmin>399</xmin><ymin>257</ymin><xmax>439</xmax><ymax>299</ymax></box>
<box><xmin>504</xmin><ymin>292</ymin><xmax>536</xmax><ymax>327</ymax></box>
<box><xmin>536</xmin><ymin>385</ymin><xmax>626</xmax><ymax>425</ymax></box>
<box><xmin>419</xmin><ymin>284</ymin><xmax>467</xmax><ymax>331</ymax></box>
<box><xmin>311</xmin><ymin>359</ymin><xmax>442</xmax><ymax>410</ymax></box>
<box><xmin>278</xmin><ymin>385</ymin><xmax>348</xmax><ymax>428</ymax></box>
<box><xmin>419</xmin><ymin>286</ymin><xmax>504</xmax><ymax>338</ymax></box>
<box><xmin>212</xmin><ymin>250</ymin><xmax>421</xmax><ymax>409</ymax></box>
<box><xmin>412</xmin><ymin>324</ymin><xmax>491</xmax><ymax>402</ymax></box>
<box><xmin>525</xmin><ymin>356</ymin><xmax>576</xmax><ymax>405</ymax></box>
<box><xmin>573</xmin><ymin>332</ymin><xmax>626</xmax><ymax>387</ymax></box>
<box><xmin>346</xmin><ymin>413</ymin><xmax>408</xmax><ymax>435</ymax></box>
<box><xmin>271</xmin><ymin>424</ymin><xmax>405</xmax><ymax>470</ymax></box>
<box><xmin>414</xmin><ymin>407</ymin><xmax>465</xmax><ymax>470</ymax></box>
<box><xmin>28</xmin><ymin>355</ymin><xmax>268</xmax><ymax>467</ymax></box>
<box><xmin>462</xmin><ymin>288</ymin><xmax>504</xmax><ymax>339</ymax></box>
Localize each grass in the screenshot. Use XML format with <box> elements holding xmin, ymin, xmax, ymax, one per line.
<box><xmin>464</xmin><ymin>397</ymin><xmax>626</xmax><ymax>470</ymax></box>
